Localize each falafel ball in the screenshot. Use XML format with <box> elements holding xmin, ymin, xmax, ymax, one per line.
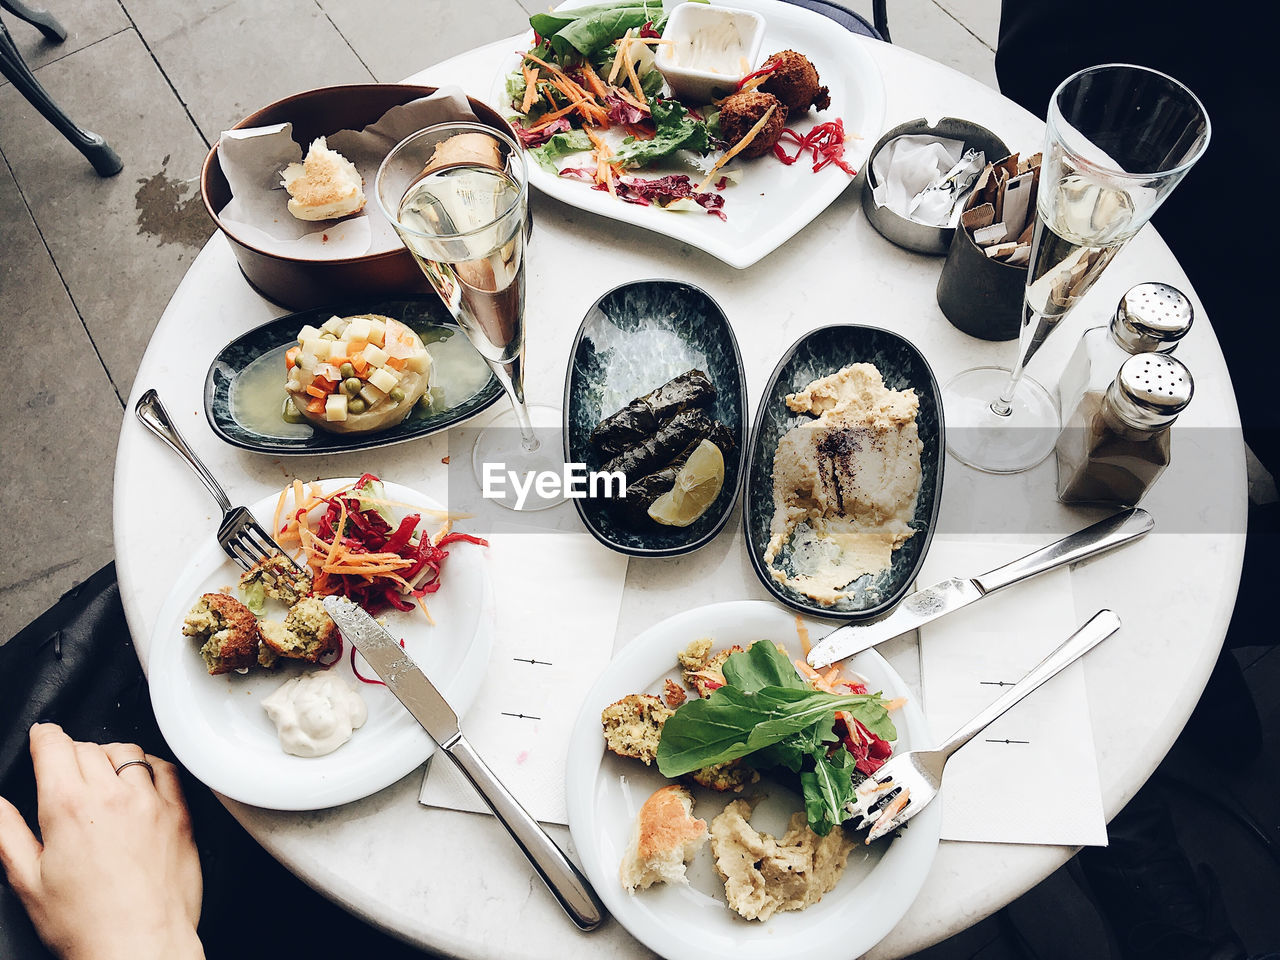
<box><xmin>717</xmin><ymin>91</ymin><xmax>788</xmax><ymax>159</ymax></box>
<box><xmin>182</xmin><ymin>592</ymin><xmax>259</xmax><ymax>675</ymax></box>
<box><xmin>760</xmin><ymin>50</ymin><xmax>830</xmax><ymax>114</ymax></box>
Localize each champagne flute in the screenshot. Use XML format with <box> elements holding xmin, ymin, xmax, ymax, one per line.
<box><xmin>376</xmin><ymin>122</ymin><xmax>562</xmax><ymax>510</ymax></box>
<box><xmin>942</xmin><ymin>64</ymin><xmax>1210</xmax><ymax>474</ymax></box>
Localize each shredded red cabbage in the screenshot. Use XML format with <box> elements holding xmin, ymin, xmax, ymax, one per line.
<box><xmin>605</xmin><ymin>92</ymin><xmax>649</xmax><ymax>126</ymax></box>
<box><xmin>514</xmin><ymin>117</ymin><xmax>573</xmax><ymax>148</ymax></box>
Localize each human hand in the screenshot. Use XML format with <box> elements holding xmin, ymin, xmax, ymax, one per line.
<box><xmin>0</xmin><ymin>723</ymin><xmax>203</xmax><ymax>960</ymax></box>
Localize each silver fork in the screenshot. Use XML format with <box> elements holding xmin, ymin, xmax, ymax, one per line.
<box><xmin>135</xmin><ymin>389</ymin><xmax>306</xmax><ymax>574</ymax></box>
<box><xmin>847</xmin><ymin>608</ymin><xmax>1122</xmax><ymax>843</ymax></box>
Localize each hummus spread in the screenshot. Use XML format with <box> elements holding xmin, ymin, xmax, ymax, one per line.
<box><xmin>710</xmin><ymin>799</ymin><xmax>855</xmax><ymax>921</ymax></box>
<box><xmin>765</xmin><ymin>363</ymin><xmax>922</xmax><ymax>605</ymax></box>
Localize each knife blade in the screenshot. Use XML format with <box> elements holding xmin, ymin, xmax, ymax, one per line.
<box><xmin>805</xmin><ymin>507</ymin><xmax>1153</xmax><ymax>668</ymax></box>
<box><xmin>322</xmin><ymin>596</ymin><xmax>605</xmax><ymax>931</ymax></box>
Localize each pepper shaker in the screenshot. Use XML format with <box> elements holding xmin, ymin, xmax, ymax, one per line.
<box><xmin>1057</xmin><ymin>282</ymin><xmax>1193</xmax><ymax>421</ymax></box>
<box><xmin>1056</xmin><ymin>353</ymin><xmax>1194</xmax><ymax>506</ymax></box>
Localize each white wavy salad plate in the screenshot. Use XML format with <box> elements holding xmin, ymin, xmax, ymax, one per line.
<box><xmin>149</xmin><ymin>478</ymin><xmax>493</xmax><ymax>810</ymax></box>
<box><xmin>565</xmin><ymin>600</ymin><xmax>940</xmax><ymax>960</ymax></box>
<box><xmin>490</xmin><ymin>0</ymin><xmax>886</xmax><ymax>268</ymax></box>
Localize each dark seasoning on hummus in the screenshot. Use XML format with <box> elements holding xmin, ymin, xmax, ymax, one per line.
<box><xmin>766</xmin><ymin>363</ymin><xmax>923</xmax><ymax>605</ymax></box>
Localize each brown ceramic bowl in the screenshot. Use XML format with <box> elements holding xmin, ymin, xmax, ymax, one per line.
<box><xmin>200</xmin><ymin>84</ymin><xmax>517</xmax><ymax>310</ymax></box>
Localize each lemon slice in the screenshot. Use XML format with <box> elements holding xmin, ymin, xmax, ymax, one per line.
<box><xmin>648</xmin><ymin>439</ymin><xmax>725</xmax><ymax>526</ymax></box>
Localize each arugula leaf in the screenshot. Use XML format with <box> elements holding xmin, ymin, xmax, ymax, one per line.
<box><xmin>613</xmin><ymin>98</ymin><xmax>710</xmax><ymax>168</ymax></box>
<box><xmin>528</xmin><ymin>130</ymin><xmax>593</xmax><ymax>172</ymax></box>
<box><xmin>801</xmin><ymin>748</ymin><xmax>858</xmax><ymax>836</ymax></box>
<box><xmin>656</xmin><ymin>680</ymin><xmax>894</xmax><ymax>776</ymax></box>
<box><xmin>721</xmin><ymin>641</ymin><xmax>809</xmax><ymax>693</ymax></box>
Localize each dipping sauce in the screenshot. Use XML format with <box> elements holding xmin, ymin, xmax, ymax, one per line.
<box><xmin>262</xmin><ymin>671</ymin><xmax>368</xmax><ymax>757</ymax></box>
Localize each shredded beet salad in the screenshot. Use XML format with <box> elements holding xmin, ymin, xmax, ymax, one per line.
<box><xmin>308</xmin><ymin>473</ymin><xmax>486</xmax><ymax>616</ymax></box>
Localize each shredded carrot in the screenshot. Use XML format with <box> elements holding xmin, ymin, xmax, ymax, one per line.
<box><xmin>578</xmin><ymin>60</ymin><xmax>609</xmax><ymax>100</ymax></box>
<box><xmin>521</xmin><ymin>64</ymin><xmax>540</xmax><ymax>114</ymax></box>
<box><xmin>622</xmin><ymin>41</ymin><xmax>646</xmax><ymax>102</ymax></box>
<box><xmin>607</xmin><ymin>29</ymin><xmax>632</xmax><ymax>85</ymax></box>
<box><xmin>794</xmin><ymin>615</ymin><xmax>811</xmax><ymax>654</ymax></box>
<box><xmin>416</xmin><ymin>594</ymin><xmax>435</xmax><ymax>625</ymax></box>
<box><xmin>528</xmin><ymin>98</ymin><xmax>591</xmax><ymax>131</ymax></box>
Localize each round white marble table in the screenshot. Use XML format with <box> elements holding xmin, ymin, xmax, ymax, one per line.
<box><xmin>114</xmin><ymin>23</ymin><xmax>1246</xmax><ymax>960</ymax></box>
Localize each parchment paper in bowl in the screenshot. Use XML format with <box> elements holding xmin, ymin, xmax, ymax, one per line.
<box><xmin>215</xmin><ymin>87</ymin><xmax>480</xmax><ymax>261</ymax></box>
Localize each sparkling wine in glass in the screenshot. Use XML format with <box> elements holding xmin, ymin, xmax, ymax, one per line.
<box><xmin>943</xmin><ymin>64</ymin><xmax>1210</xmax><ymax>474</ymax></box>
<box><xmin>376</xmin><ymin>122</ymin><xmax>562</xmax><ymax>510</ymax></box>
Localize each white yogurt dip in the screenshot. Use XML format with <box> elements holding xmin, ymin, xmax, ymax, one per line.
<box><xmin>262</xmin><ymin>671</ymin><xmax>368</xmax><ymax>757</ymax></box>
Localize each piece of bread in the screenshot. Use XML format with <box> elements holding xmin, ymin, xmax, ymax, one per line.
<box><xmin>421</xmin><ymin>132</ymin><xmax>504</xmax><ymax>176</ymax></box>
<box><xmin>619</xmin><ymin>785</ymin><xmax>708</xmax><ymax>892</ymax></box>
<box><xmin>182</xmin><ymin>593</ymin><xmax>259</xmax><ymax>675</ymax></box>
<box><xmin>601</xmin><ymin>694</ymin><xmax>672</xmax><ymax>765</ymax></box>
<box><xmin>280</xmin><ymin>137</ymin><xmax>366</xmax><ymax>221</ymax></box>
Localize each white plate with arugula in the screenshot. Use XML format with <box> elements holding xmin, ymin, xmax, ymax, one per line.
<box><xmin>565</xmin><ymin>600</ymin><xmax>940</xmax><ymax>960</ymax></box>
<box><xmin>148</xmin><ymin>478</ymin><xmax>493</xmax><ymax>810</ymax></box>
<box><xmin>489</xmin><ymin>0</ymin><xmax>885</xmax><ymax>269</ymax></box>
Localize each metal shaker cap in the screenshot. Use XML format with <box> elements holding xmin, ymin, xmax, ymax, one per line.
<box><xmin>1110</xmin><ymin>282</ymin><xmax>1194</xmax><ymax>353</ymax></box>
<box><xmin>1107</xmin><ymin>353</ymin><xmax>1194</xmax><ymax>429</ymax></box>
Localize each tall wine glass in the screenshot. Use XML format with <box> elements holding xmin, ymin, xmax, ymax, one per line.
<box><xmin>376</xmin><ymin>122</ymin><xmax>562</xmax><ymax>510</ymax></box>
<box><xmin>943</xmin><ymin>64</ymin><xmax>1210</xmax><ymax>474</ymax></box>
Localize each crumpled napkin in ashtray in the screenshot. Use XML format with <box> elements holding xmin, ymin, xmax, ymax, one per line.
<box><xmin>215</xmin><ymin>87</ymin><xmax>480</xmax><ymax>260</ymax></box>
<box><xmin>871</xmin><ymin>134</ymin><xmax>983</xmax><ymax>227</ymax></box>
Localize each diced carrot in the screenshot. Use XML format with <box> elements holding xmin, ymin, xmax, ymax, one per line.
<box><xmin>351</xmin><ymin>356</ymin><xmax>369</xmax><ymax>376</ymax></box>
<box><xmin>285</xmin><ymin>345</ymin><xmax>301</xmax><ymax>370</ymax></box>
<box><xmin>346</xmin><ymin>339</ymin><xmax>367</xmax><ymax>357</ymax></box>
<box><xmin>305</xmin><ymin>384</ymin><xmax>329</xmax><ymax>399</ymax></box>
<box><xmin>305</xmin><ymin>397</ymin><xmax>326</xmax><ymax>415</ymax></box>
<box><xmin>384</xmin><ymin>356</ymin><xmax>407</xmax><ymax>371</ymax></box>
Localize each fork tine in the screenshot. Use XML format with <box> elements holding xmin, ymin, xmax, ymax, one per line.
<box><xmin>242</xmin><ymin>517</ymin><xmax>309</xmax><ymax>574</ymax></box>
<box><xmin>221</xmin><ymin>537</ymin><xmax>256</xmax><ymax>572</ymax></box>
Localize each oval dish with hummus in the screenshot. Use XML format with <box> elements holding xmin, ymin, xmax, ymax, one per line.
<box><xmin>743</xmin><ymin>324</ymin><xmax>944</xmax><ymax>620</ymax></box>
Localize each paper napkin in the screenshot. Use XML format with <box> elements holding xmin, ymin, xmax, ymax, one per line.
<box><xmin>918</xmin><ymin>538</ymin><xmax>1107</xmax><ymax>846</ymax></box>
<box><xmin>419</xmin><ymin>531</ymin><xmax>628</xmax><ymax>824</ymax></box>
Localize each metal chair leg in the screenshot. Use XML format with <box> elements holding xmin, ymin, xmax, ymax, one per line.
<box><xmin>872</xmin><ymin>0</ymin><xmax>890</xmax><ymax>42</ymax></box>
<box><xmin>0</xmin><ymin>19</ymin><xmax>122</xmax><ymax>176</ymax></box>
<box><xmin>0</xmin><ymin>0</ymin><xmax>66</xmax><ymax>42</ymax></box>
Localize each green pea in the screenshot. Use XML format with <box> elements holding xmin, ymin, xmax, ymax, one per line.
<box><xmin>389</xmin><ymin>387</ymin><xmax>406</xmax><ymax>403</ymax></box>
<box><xmin>343</xmin><ymin>377</ymin><xmax>363</xmax><ymax>396</ymax></box>
<box><xmin>339</xmin><ymin>362</ymin><xmax>355</xmax><ymax>379</ymax></box>
<box><xmin>348</xmin><ymin>397</ymin><xmax>368</xmax><ymax>414</ymax></box>
<box><xmin>281</xmin><ymin>397</ymin><xmax>305</xmax><ymax>424</ymax></box>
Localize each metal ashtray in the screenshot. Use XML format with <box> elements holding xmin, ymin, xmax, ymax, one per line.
<box><xmin>860</xmin><ymin>117</ymin><xmax>1010</xmax><ymax>255</ymax></box>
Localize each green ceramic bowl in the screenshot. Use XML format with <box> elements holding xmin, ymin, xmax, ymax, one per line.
<box><xmin>743</xmin><ymin>323</ymin><xmax>944</xmax><ymax>619</ymax></box>
<box><xmin>563</xmin><ymin>279</ymin><xmax>746</xmax><ymax>557</ymax></box>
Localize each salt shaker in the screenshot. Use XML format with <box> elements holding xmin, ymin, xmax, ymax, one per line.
<box><xmin>1056</xmin><ymin>353</ymin><xmax>1193</xmax><ymax>506</ymax></box>
<box><xmin>1057</xmin><ymin>282</ymin><xmax>1193</xmax><ymax>420</ymax></box>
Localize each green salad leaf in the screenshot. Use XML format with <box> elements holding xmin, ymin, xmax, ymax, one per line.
<box><xmin>529</xmin><ymin>0</ymin><xmax>655</xmax><ymax>42</ymax></box>
<box><xmin>613</xmin><ymin>97</ymin><xmax>710</xmax><ymax>168</ymax></box>
<box><xmin>528</xmin><ymin>130</ymin><xmax>593</xmax><ymax>172</ymax></box>
<box><xmin>656</xmin><ymin>640</ymin><xmax>898</xmax><ymax>836</ymax></box>
<box><xmin>802</xmin><ymin>748</ymin><xmax>858</xmax><ymax>836</ymax></box>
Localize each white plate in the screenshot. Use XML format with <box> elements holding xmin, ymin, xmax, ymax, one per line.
<box><xmin>565</xmin><ymin>600</ymin><xmax>939</xmax><ymax>960</ymax></box>
<box><xmin>149</xmin><ymin>478</ymin><xmax>493</xmax><ymax>810</ymax></box>
<box><xmin>490</xmin><ymin>0</ymin><xmax>886</xmax><ymax>268</ymax></box>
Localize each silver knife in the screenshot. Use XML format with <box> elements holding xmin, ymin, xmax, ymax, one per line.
<box><xmin>321</xmin><ymin>596</ymin><xmax>605</xmax><ymax>932</ymax></box>
<box><xmin>805</xmin><ymin>507</ymin><xmax>1154</xmax><ymax>668</ymax></box>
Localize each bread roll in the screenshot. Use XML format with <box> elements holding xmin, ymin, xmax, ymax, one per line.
<box><xmin>422</xmin><ymin>132</ymin><xmax>504</xmax><ymax>175</ymax></box>
<box><xmin>280</xmin><ymin>137</ymin><xmax>366</xmax><ymax>221</ymax></box>
<box><xmin>619</xmin><ymin>785</ymin><xmax>708</xmax><ymax>892</ymax></box>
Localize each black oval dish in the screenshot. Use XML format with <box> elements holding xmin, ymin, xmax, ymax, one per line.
<box><xmin>563</xmin><ymin>279</ymin><xmax>747</xmax><ymax>557</ymax></box>
<box><xmin>744</xmin><ymin>324</ymin><xmax>944</xmax><ymax>619</ymax></box>
<box><xmin>205</xmin><ymin>296</ymin><xmax>503</xmax><ymax>455</ymax></box>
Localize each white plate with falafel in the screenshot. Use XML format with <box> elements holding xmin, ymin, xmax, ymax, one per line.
<box><xmin>565</xmin><ymin>600</ymin><xmax>939</xmax><ymax>960</ymax></box>
<box><xmin>148</xmin><ymin>478</ymin><xmax>493</xmax><ymax>810</ymax></box>
<box><xmin>491</xmin><ymin>0</ymin><xmax>886</xmax><ymax>269</ymax></box>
